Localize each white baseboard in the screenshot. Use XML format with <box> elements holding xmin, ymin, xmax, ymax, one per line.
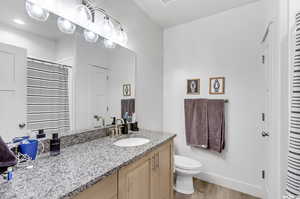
<box><xmin>195</xmin><ymin>172</ymin><xmax>264</xmax><ymax>198</ymax></box>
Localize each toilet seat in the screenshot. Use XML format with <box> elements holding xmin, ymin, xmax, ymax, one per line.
<box><xmin>174</xmin><ymin>155</ymin><xmax>202</xmax><ymax>170</ymax></box>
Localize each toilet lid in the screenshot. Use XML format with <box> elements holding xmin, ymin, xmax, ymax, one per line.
<box><xmin>174</xmin><ymin>155</ymin><xmax>202</xmax><ymax>170</ymax></box>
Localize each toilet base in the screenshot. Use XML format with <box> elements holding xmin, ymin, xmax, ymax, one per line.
<box><xmin>174</xmin><ymin>174</ymin><xmax>194</xmax><ymax>195</ymax></box>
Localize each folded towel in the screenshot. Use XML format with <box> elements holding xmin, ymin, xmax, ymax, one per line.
<box><xmin>184</xmin><ymin>99</ymin><xmax>209</xmax><ymax>148</ymax></box>
<box><xmin>207</xmin><ymin>100</ymin><xmax>225</xmax><ymax>153</ymax></box>
<box><xmin>0</xmin><ymin>136</ymin><xmax>17</xmax><ymax>169</ymax></box>
<box><xmin>121</xmin><ymin>99</ymin><xmax>135</xmax><ymax>118</ymax></box>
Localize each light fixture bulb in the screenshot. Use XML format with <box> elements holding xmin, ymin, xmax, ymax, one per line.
<box><xmin>84</xmin><ymin>29</ymin><xmax>99</xmax><ymax>43</ymax></box>
<box><xmin>103</xmin><ymin>39</ymin><xmax>116</xmax><ymax>49</ymax></box>
<box><xmin>116</xmin><ymin>27</ymin><xmax>128</xmax><ymax>44</ymax></box>
<box><xmin>76</xmin><ymin>4</ymin><xmax>93</xmax><ymax>24</ymax></box>
<box><xmin>101</xmin><ymin>16</ymin><xmax>115</xmax><ymax>38</ymax></box>
<box><xmin>57</xmin><ymin>17</ymin><xmax>76</xmax><ymax>34</ymax></box>
<box><xmin>25</xmin><ymin>0</ymin><xmax>49</xmax><ymax>22</ymax></box>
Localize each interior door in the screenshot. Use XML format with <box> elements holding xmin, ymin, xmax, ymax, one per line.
<box><xmin>0</xmin><ymin>42</ymin><xmax>27</xmax><ymax>142</ymax></box>
<box><xmin>88</xmin><ymin>65</ymin><xmax>108</xmax><ymax>128</ymax></box>
<box><xmin>261</xmin><ymin>40</ymin><xmax>272</xmax><ymax>197</ymax></box>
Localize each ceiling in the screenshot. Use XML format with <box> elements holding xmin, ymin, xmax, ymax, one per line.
<box><xmin>132</xmin><ymin>0</ymin><xmax>260</xmax><ymax>28</ymax></box>
<box><xmin>0</xmin><ymin>0</ymin><xmax>66</xmax><ymax>41</ymax></box>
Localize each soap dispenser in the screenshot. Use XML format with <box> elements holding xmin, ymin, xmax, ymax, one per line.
<box><xmin>50</xmin><ymin>133</ymin><xmax>60</xmax><ymax>156</ymax></box>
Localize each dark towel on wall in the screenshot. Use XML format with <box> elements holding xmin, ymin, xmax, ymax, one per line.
<box><xmin>207</xmin><ymin>100</ymin><xmax>225</xmax><ymax>153</ymax></box>
<box><xmin>184</xmin><ymin>99</ymin><xmax>225</xmax><ymax>153</ymax></box>
<box><xmin>0</xmin><ymin>136</ymin><xmax>17</xmax><ymax>168</ymax></box>
<box><xmin>121</xmin><ymin>99</ymin><xmax>135</xmax><ymax>118</ymax></box>
<box><xmin>184</xmin><ymin>99</ymin><xmax>209</xmax><ymax>148</ymax></box>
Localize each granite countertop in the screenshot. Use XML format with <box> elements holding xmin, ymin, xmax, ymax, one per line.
<box><xmin>0</xmin><ymin>130</ymin><xmax>176</xmax><ymax>199</ymax></box>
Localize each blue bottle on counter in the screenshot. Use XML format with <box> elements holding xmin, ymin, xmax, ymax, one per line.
<box><xmin>7</xmin><ymin>167</ymin><xmax>12</xmax><ymax>181</ymax></box>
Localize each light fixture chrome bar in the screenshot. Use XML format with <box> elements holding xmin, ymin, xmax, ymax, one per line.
<box><xmin>27</xmin><ymin>57</ymin><xmax>72</xmax><ymax>69</ymax></box>
<box><xmin>82</xmin><ymin>0</ymin><xmax>122</xmax><ymax>26</ymax></box>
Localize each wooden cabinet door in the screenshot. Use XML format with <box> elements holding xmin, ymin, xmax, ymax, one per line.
<box><xmin>150</xmin><ymin>141</ymin><xmax>173</xmax><ymax>199</ymax></box>
<box><xmin>157</xmin><ymin>143</ymin><xmax>173</xmax><ymax>199</ymax></box>
<box><xmin>119</xmin><ymin>156</ymin><xmax>151</xmax><ymax>199</ymax></box>
<box><xmin>150</xmin><ymin>152</ymin><xmax>160</xmax><ymax>199</ymax></box>
<box><xmin>73</xmin><ymin>173</ymin><xmax>117</xmax><ymax>199</ymax></box>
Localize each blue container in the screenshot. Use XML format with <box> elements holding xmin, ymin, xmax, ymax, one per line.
<box><xmin>19</xmin><ymin>140</ymin><xmax>38</xmax><ymax>160</ymax></box>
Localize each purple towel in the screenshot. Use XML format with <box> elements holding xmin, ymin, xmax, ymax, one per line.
<box><xmin>184</xmin><ymin>99</ymin><xmax>209</xmax><ymax>148</ymax></box>
<box><xmin>184</xmin><ymin>99</ymin><xmax>225</xmax><ymax>153</ymax></box>
<box><xmin>121</xmin><ymin>99</ymin><xmax>135</xmax><ymax>118</ymax></box>
<box><xmin>207</xmin><ymin>100</ymin><xmax>225</xmax><ymax>153</ymax></box>
<box><xmin>0</xmin><ymin>136</ymin><xmax>17</xmax><ymax>168</ymax></box>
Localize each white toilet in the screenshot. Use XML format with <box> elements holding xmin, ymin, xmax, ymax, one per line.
<box><xmin>174</xmin><ymin>155</ymin><xmax>202</xmax><ymax>194</ymax></box>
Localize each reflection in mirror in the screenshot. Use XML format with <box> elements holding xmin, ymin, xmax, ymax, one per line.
<box><xmin>0</xmin><ymin>0</ymin><xmax>136</xmax><ymax>141</ymax></box>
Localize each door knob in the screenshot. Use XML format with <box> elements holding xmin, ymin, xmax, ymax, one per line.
<box><xmin>261</xmin><ymin>131</ymin><xmax>269</xmax><ymax>137</ymax></box>
<box><xmin>19</xmin><ymin>123</ymin><xmax>26</xmax><ymax>129</ymax></box>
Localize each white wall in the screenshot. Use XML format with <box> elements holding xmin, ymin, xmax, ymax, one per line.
<box><xmin>0</xmin><ymin>23</ymin><xmax>57</xmax><ymax>61</ymax></box>
<box><xmin>108</xmin><ymin>47</ymin><xmax>136</xmax><ymax>119</ymax></box>
<box><xmin>163</xmin><ymin>2</ymin><xmax>265</xmax><ymax>197</ymax></box>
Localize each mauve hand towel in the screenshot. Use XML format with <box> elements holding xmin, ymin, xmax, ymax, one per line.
<box><xmin>121</xmin><ymin>99</ymin><xmax>135</xmax><ymax>118</ymax></box>
<box><xmin>184</xmin><ymin>99</ymin><xmax>209</xmax><ymax>148</ymax></box>
<box><xmin>0</xmin><ymin>136</ymin><xmax>17</xmax><ymax>168</ymax></box>
<box><xmin>207</xmin><ymin>100</ymin><xmax>225</xmax><ymax>153</ymax></box>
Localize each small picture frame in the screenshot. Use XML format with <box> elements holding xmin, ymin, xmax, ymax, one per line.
<box><xmin>123</xmin><ymin>84</ymin><xmax>131</xmax><ymax>96</ymax></box>
<box><xmin>187</xmin><ymin>79</ymin><xmax>200</xmax><ymax>95</ymax></box>
<box><xmin>209</xmin><ymin>77</ymin><xmax>225</xmax><ymax>95</ymax></box>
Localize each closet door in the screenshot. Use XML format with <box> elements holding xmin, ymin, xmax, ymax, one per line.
<box><xmin>0</xmin><ymin>43</ymin><xmax>26</xmax><ymax>141</ymax></box>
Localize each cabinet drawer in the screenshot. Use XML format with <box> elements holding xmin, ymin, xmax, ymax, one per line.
<box><xmin>73</xmin><ymin>173</ymin><xmax>117</xmax><ymax>199</ymax></box>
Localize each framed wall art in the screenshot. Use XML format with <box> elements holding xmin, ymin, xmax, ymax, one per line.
<box><xmin>187</xmin><ymin>79</ymin><xmax>200</xmax><ymax>95</ymax></box>
<box><xmin>123</xmin><ymin>84</ymin><xmax>131</xmax><ymax>96</ymax></box>
<box><xmin>209</xmin><ymin>77</ymin><xmax>225</xmax><ymax>95</ymax></box>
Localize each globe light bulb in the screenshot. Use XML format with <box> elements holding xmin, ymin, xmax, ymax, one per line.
<box><xmin>116</xmin><ymin>27</ymin><xmax>128</xmax><ymax>44</ymax></box>
<box><xmin>57</xmin><ymin>17</ymin><xmax>76</xmax><ymax>34</ymax></box>
<box><xmin>101</xmin><ymin>16</ymin><xmax>115</xmax><ymax>38</ymax></box>
<box><xmin>26</xmin><ymin>0</ymin><xmax>49</xmax><ymax>22</ymax></box>
<box><xmin>76</xmin><ymin>4</ymin><xmax>93</xmax><ymax>25</ymax></box>
<box><xmin>103</xmin><ymin>39</ymin><xmax>116</xmax><ymax>49</ymax></box>
<box><xmin>84</xmin><ymin>29</ymin><xmax>99</xmax><ymax>43</ymax></box>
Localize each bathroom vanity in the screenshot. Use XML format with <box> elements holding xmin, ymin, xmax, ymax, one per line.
<box><xmin>75</xmin><ymin>139</ymin><xmax>173</xmax><ymax>199</ymax></box>
<box><xmin>0</xmin><ymin>130</ymin><xmax>175</xmax><ymax>199</ymax></box>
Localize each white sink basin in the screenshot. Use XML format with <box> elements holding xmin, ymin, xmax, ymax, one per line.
<box><xmin>113</xmin><ymin>137</ymin><xmax>150</xmax><ymax>147</ymax></box>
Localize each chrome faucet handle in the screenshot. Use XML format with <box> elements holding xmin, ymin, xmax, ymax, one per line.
<box><xmin>116</xmin><ymin>118</ymin><xmax>124</xmax><ymax>125</ymax></box>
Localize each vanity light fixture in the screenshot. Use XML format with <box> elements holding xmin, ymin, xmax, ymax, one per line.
<box><xmin>25</xmin><ymin>0</ymin><xmax>49</xmax><ymax>22</ymax></box>
<box><xmin>103</xmin><ymin>38</ymin><xmax>116</xmax><ymax>49</ymax></box>
<box><xmin>57</xmin><ymin>17</ymin><xmax>76</xmax><ymax>34</ymax></box>
<box><xmin>24</xmin><ymin>0</ymin><xmax>128</xmax><ymax>46</ymax></box>
<box><xmin>84</xmin><ymin>29</ymin><xmax>99</xmax><ymax>43</ymax></box>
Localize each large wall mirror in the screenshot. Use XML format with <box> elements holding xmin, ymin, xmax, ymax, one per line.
<box><xmin>0</xmin><ymin>0</ymin><xmax>136</xmax><ymax>141</ymax></box>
